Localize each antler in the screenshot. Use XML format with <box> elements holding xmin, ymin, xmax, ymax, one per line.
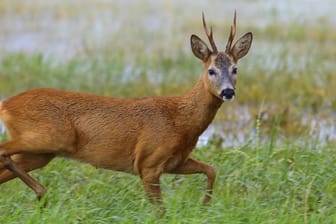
<box><xmin>202</xmin><ymin>12</ymin><xmax>218</xmax><ymax>53</ymax></box>
<box><xmin>225</xmin><ymin>10</ymin><xmax>237</xmax><ymax>54</ymax></box>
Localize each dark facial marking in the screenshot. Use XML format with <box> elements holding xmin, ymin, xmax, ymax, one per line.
<box><xmin>214</xmin><ymin>53</ymin><xmax>232</xmax><ymax>69</ymax></box>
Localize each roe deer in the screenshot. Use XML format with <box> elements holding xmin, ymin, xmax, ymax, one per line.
<box><xmin>0</xmin><ymin>12</ymin><xmax>252</xmax><ymax>204</ymax></box>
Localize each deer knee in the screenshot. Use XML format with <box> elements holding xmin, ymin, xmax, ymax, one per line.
<box><xmin>139</xmin><ymin>167</ymin><xmax>163</xmax><ymax>202</ymax></box>
<box><xmin>0</xmin><ymin>155</ymin><xmax>11</xmax><ymax>169</ymax></box>
<box><xmin>140</xmin><ymin>168</ymin><xmax>161</xmax><ymax>184</ymax></box>
<box><xmin>203</xmin><ymin>164</ymin><xmax>216</xmax><ymax>189</ymax></box>
<box><xmin>206</xmin><ymin>165</ymin><xmax>216</xmax><ymax>180</ymax></box>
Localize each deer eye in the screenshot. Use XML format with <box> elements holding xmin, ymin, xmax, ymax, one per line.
<box><xmin>208</xmin><ymin>69</ymin><xmax>216</xmax><ymax>76</ymax></box>
<box><xmin>232</xmin><ymin>67</ymin><xmax>238</xmax><ymax>75</ymax></box>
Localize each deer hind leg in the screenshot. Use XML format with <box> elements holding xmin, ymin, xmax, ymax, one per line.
<box><xmin>0</xmin><ymin>153</ymin><xmax>54</xmax><ymax>184</ymax></box>
<box><xmin>0</xmin><ymin>134</ymin><xmax>64</xmax><ymax>156</ymax></box>
<box><xmin>0</xmin><ymin>139</ymin><xmax>55</xmax><ymax>198</ymax></box>
<box><xmin>0</xmin><ymin>155</ymin><xmax>47</xmax><ymax>198</ymax></box>
<box><xmin>168</xmin><ymin>158</ymin><xmax>216</xmax><ymax>204</ymax></box>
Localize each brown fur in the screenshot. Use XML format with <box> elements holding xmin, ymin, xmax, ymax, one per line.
<box><xmin>0</xmin><ymin>13</ymin><xmax>252</xmax><ymax>204</ymax></box>
<box><xmin>214</xmin><ymin>53</ymin><xmax>233</xmax><ymax>68</ymax></box>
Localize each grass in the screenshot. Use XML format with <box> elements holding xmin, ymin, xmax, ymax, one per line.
<box><xmin>0</xmin><ymin>0</ymin><xmax>336</xmax><ymax>223</ymax></box>
<box><xmin>0</xmin><ymin>140</ymin><xmax>335</xmax><ymax>223</ymax></box>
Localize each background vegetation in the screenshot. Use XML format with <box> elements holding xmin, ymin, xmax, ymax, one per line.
<box><xmin>0</xmin><ymin>0</ymin><xmax>335</xmax><ymax>223</ymax></box>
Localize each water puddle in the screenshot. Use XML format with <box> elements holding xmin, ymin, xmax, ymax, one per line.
<box><xmin>198</xmin><ymin>105</ymin><xmax>336</xmax><ymax>148</ymax></box>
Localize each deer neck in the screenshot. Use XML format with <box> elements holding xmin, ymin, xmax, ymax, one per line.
<box><xmin>180</xmin><ymin>75</ymin><xmax>223</xmax><ymax>136</ymax></box>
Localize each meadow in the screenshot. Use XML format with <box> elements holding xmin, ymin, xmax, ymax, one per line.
<box><xmin>0</xmin><ymin>0</ymin><xmax>335</xmax><ymax>223</ymax></box>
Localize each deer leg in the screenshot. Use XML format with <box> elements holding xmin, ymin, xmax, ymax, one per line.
<box><xmin>0</xmin><ymin>137</ymin><xmax>56</xmax><ymax>157</ymax></box>
<box><xmin>0</xmin><ymin>140</ymin><xmax>54</xmax><ymax>198</ymax></box>
<box><xmin>0</xmin><ymin>155</ymin><xmax>46</xmax><ymax>198</ymax></box>
<box><xmin>140</xmin><ymin>168</ymin><xmax>163</xmax><ymax>204</ymax></box>
<box><xmin>169</xmin><ymin>158</ymin><xmax>216</xmax><ymax>204</ymax></box>
<box><xmin>0</xmin><ymin>153</ymin><xmax>54</xmax><ymax>184</ymax></box>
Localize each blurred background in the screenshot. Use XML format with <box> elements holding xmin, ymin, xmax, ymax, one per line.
<box><xmin>0</xmin><ymin>0</ymin><xmax>335</xmax><ymax>146</ymax></box>
<box><xmin>1</xmin><ymin>1</ymin><xmax>336</xmax><ymax>222</ymax></box>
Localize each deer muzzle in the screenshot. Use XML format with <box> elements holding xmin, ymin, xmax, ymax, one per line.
<box><xmin>220</xmin><ymin>88</ymin><xmax>235</xmax><ymax>101</ymax></box>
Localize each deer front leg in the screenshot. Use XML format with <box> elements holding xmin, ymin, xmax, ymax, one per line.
<box><xmin>140</xmin><ymin>167</ymin><xmax>163</xmax><ymax>204</ymax></box>
<box><xmin>169</xmin><ymin>158</ymin><xmax>216</xmax><ymax>204</ymax></box>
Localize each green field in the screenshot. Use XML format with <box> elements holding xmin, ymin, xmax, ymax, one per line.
<box><xmin>0</xmin><ymin>0</ymin><xmax>335</xmax><ymax>223</ymax></box>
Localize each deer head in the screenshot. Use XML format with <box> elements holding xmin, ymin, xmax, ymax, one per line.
<box><xmin>191</xmin><ymin>11</ymin><xmax>252</xmax><ymax>101</ymax></box>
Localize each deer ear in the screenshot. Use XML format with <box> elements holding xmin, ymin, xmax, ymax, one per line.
<box><xmin>190</xmin><ymin>34</ymin><xmax>211</xmax><ymax>62</ymax></box>
<box><xmin>231</xmin><ymin>32</ymin><xmax>253</xmax><ymax>61</ymax></box>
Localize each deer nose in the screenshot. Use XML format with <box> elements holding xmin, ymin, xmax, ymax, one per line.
<box><xmin>220</xmin><ymin>88</ymin><xmax>235</xmax><ymax>100</ymax></box>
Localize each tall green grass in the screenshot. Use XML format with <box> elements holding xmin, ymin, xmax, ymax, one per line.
<box><xmin>0</xmin><ymin>140</ymin><xmax>335</xmax><ymax>223</ymax></box>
